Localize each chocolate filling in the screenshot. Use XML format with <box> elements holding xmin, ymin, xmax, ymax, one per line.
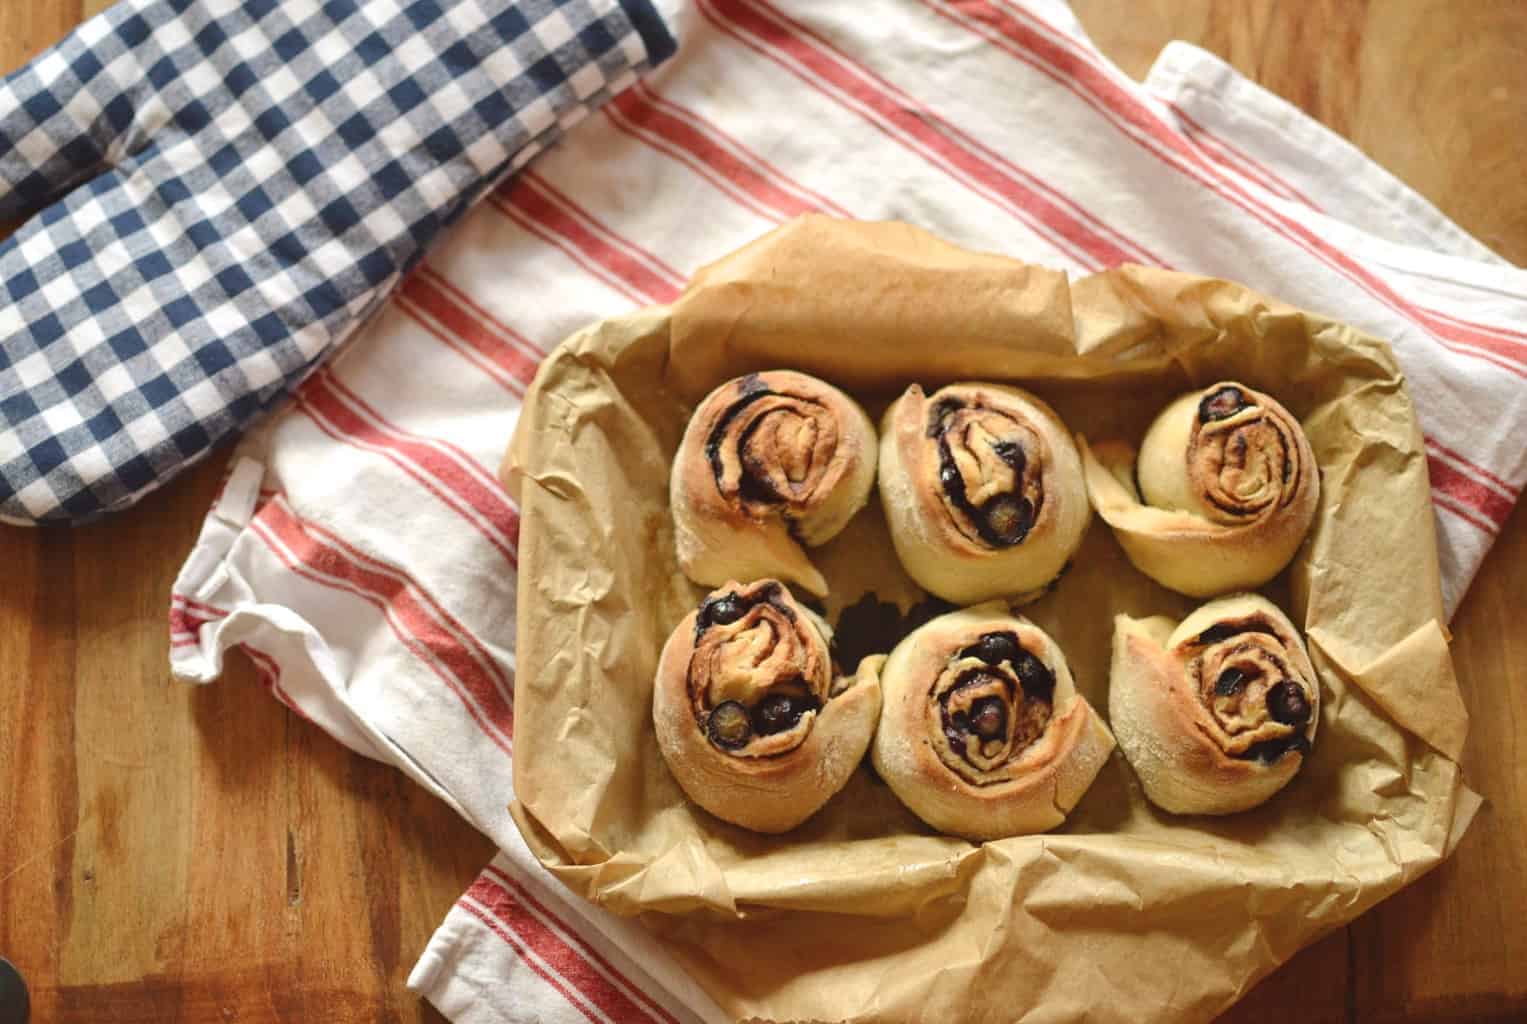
<box><xmin>705</xmin><ymin>387</ymin><xmax>773</xmax><ymax>484</ymax></box>
<box><xmin>992</xmin><ymin>440</ymin><xmax>1024</xmax><ymax>469</ymax></box>
<box><xmin>1193</xmin><ymin>620</ymin><xmax>1282</xmax><ymax>647</ymax></box>
<box><xmin>1214</xmin><ymin>666</ymin><xmax>1248</xmax><ymax>697</ymax></box>
<box><xmin>925</xmin><ymin>397</ymin><xmax>965</xmax><ymax>438</ymax></box>
<box><xmin>1239</xmin><ymin>733</ymin><xmax>1312</xmax><ymax>764</ymax></box>
<box><xmin>735</xmin><ymin>414</ymin><xmax>788</xmax><ymax>504</ymax></box>
<box><xmin>704</xmin><ymin>378</ymin><xmax>805</xmax><ymax>506</ymax></box>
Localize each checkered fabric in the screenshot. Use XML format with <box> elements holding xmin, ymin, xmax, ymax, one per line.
<box><xmin>0</xmin><ymin>0</ymin><xmax>674</xmax><ymax>524</ymax></box>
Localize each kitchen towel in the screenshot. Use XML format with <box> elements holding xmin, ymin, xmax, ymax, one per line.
<box><xmin>0</xmin><ymin>0</ymin><xmax>673</xmax><ymax>523</ymax></box>
<box><xmin>168</xmin><ymin>1</ymin><xmax>1527</xmax><ymax>1021</ymax></box>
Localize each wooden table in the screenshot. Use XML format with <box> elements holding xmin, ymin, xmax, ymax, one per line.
<box><xmin>1</xmin><ymin>2</ymin><xmax>1523</xmax><ymax>1021</ymax></box>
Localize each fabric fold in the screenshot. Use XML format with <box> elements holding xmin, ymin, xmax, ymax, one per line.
<box><xmin>167</xmin><ymin>2</ymin><xmax>1523</xmax><ymax>1021</ymax></box>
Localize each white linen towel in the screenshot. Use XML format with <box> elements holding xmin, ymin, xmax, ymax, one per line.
<box><xmin>170</xmin><ymin>2</ymin><xmax>1527</xmax><ymax>1020</ymax></box>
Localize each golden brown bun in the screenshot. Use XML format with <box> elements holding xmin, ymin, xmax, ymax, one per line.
<box><xmin>878</xmin><ymin>382</ymin><xmax>1090</xmax><ymax>605</ymax></box>
<box><xmin>871</xmin><ymin>603</ymin><xmax>1113</xmax><ymax>840</ymax></box>
<box><xmin>1080</xmin><ymin>382</ymin><xmax>1319</xmax><ymax>597</ymax></box>
<box><xmin>671</xmin><ymin>371</ymin><xmax>877</xmax><ymax>597</ymax></box>
<box><xmin>652</xmin><ymin>579</ymin><xmax>882</xmax><ymax>833</ymax></box>
<box><xmin>1109</xmin><ymin>593</ymin><xmax>1320</xmax><ymax>815</ymax></box>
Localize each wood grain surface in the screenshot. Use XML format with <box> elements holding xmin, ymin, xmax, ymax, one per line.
<box><xmin>1</xmin><ymin>2</ymin><xmax>1523</xmax><ymax>1022</ymax></box>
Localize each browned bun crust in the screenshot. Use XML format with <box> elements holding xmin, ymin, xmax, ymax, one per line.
<box><xmin>1109</xmin><ymin>594</ymin><xmax>1320</xmax><ymax>815</ymax></box>
<box><xmin>879</xmin><ymin>382</ymin><xmax>1090</xmax><ymax>606</ymax></box>
<box><xmin>653</xmin><ymin>579</ymin><xmax>881</xmax><ymax>833</ymax></box>
<box><xmin>871</xmin><ymin>603</ymin><xmax>1112</xmax><ymax>839</ymax></box>
<box><xmin>1081</xmin><ymin>382</ymin><xmax>1319</xmax><ymax>597</ymax></box>
<box><xmin>671</xmin><ymin>371</ymin><xmax>877</xmax><ymax>597</ymax></box>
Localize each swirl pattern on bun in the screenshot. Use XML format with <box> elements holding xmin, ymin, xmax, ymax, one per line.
<box><xmin>652</xmin><ymin>579</ymin><xmax>882</xmax><ymax>833</ymax></box>
<box><xmin>670</xmin><ymin>371</ymin><xmax>877</xmax><ymax>597</ymax></box>
<box><xmin>1109</xmin><ymin>593</ymin><xmax>1320</xmax><ymax>815</ymax></box>
<box><xmin>1081</xmin><ymin>381</ymin><xmax>1318</xmax><ymax>597</ymax></box>
<box><xmin>879</xmin><ymin>382</ymin><xmax>1090</xmax><ymax>605</ymax></box>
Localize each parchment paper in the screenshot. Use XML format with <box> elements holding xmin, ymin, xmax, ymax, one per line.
<box><xmin>501</xmin><ymin>217</ymin><xmax>1479</xmax><ymax>1024</ymax></box>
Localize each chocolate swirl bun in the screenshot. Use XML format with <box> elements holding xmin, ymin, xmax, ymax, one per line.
<box><xmin>1109</xmin><ymin>593</ymin><xmax>1320</xmax><ymax>815</ymax></box>
<box><xmin>879</xmin><ymin>383</ymin><xmax>1090</xmax><ymax>605</ymax></box>
<box><xmin>653</xmin><ymin>579</ymin><xmax>882</xmax><ymax>833</ymax></box>
<box><xmin>1080</xmin><ymin>381</ymin><xmax>1318</xmax><ymax>597</ymax></box>
<box><xmin>871</xmin><ymin>604</ymin><xmax>1113</xmax><ymax>839</ymax></box>
<box><xmin>671</xmin><ymin>371</ymin><xmax>877</xmax><ymax>597</ymax></box>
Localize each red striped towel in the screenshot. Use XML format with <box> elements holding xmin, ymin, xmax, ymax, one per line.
<box><xmin>170</xmin><ymin>2</ymin><xmax>1526</xmax><ymax>1021</ymax></box>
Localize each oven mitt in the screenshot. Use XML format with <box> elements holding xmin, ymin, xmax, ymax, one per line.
<box><xmin>0</xmin><ymin>0</ymin><xmax>674</xmax><ymax>523</ymax></box>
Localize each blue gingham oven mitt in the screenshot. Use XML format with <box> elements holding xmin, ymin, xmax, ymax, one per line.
<box><xmin>0</xmin><ymin>0</ymin><xmax>673</xmax><ymax>523</ymax></box>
